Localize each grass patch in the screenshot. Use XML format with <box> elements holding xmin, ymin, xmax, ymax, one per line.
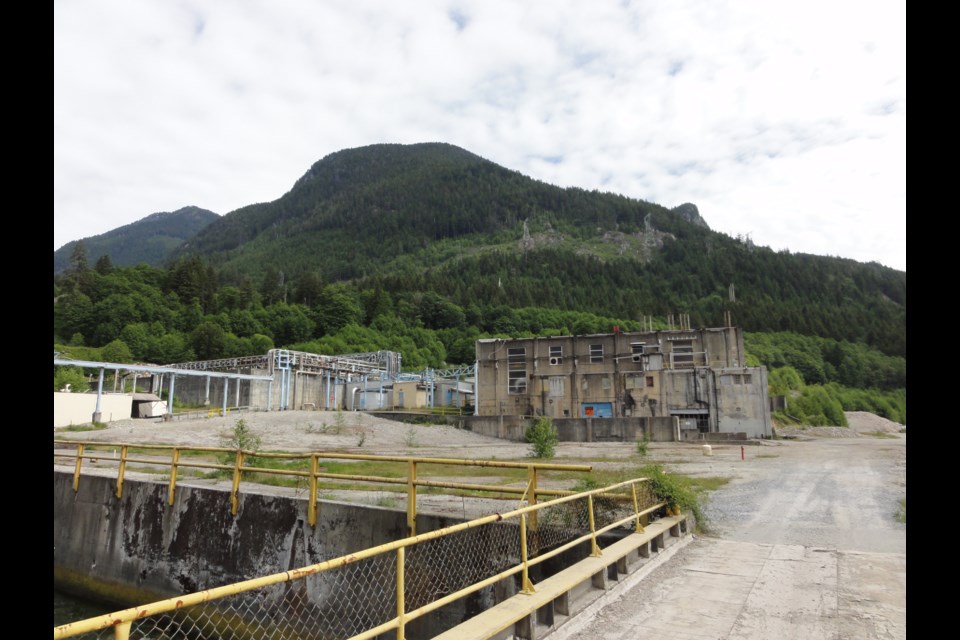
<box><xmin>895</xmin><ymin>498</ymin><xmax>906</xmax><ymax>523</ymax></box>
<box><xmin>685</xmin><ymin>476</ymin><xmax>732</xmax><ymax>493</ymax></box>
<box><xmin>401</xmin><ymin>415</ymin><xmax>450</xmax><ymax>426</ymax></box>
<box><xmin>756</xmin><ymin>453</ymin><xmax>780</xmax><ymax>459</ymax></box>
<box><xmin>864</xmin><ymin>430</ymin><xmax>898</xmax><ymax>439</ymax></box>
<box><xmin>57</xmin><ymin>422</ymin><xmax>108</xmax><ymax>432</ymax></box>
<box><xmin>562</xmin><ymin>464</ymin><xmax>729</xmax><ymax>534</ymax></box>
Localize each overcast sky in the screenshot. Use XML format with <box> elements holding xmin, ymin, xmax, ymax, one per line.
<box><xmin>54</xmin><ymin>0</ymin><xmax>906</xmax><ymax>271</ymax></box>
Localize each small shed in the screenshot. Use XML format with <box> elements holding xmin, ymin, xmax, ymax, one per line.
<box><xmin>132</xmin><ymin>393</ymin><xmax>167</xmax><ymax>418</ymax></box>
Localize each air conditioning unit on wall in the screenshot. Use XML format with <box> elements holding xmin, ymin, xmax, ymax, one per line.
<box><xmin>632</xmin><ymin>354</ymin><xmax>642</xmax><ymax>362</ymax></box>
<box><xmin>549</xmin><ymin>357</ymin><xmax>561</xmax><ymax>365</ymax></box>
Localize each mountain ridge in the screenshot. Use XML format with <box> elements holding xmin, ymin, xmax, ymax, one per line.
<box><xmin>54</xmin><ymin>205</ymin><xmax>219</xmax><ymax>272</ymax></box>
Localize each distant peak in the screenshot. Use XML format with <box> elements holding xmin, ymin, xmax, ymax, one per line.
<box><xmin>671</xmin><ymin>203</ymin><xmax>709</xmax><ymax>230</ymax></box>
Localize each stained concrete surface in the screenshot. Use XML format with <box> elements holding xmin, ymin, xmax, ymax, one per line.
<box><xmin>549</xmin><ymin>435</ymin><xmax>906</xmax><ymax>640</ymax></box>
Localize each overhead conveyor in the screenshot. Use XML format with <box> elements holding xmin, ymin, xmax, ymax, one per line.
<box><xmin>53</xmin><ymin>357</ymin><xmax>274</xmax><ymax>423</ymax></box>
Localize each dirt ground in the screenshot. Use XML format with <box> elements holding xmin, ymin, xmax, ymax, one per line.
<box><xmin>54</xmin><ymin>409</ymin><xmax>905</xmax><ymax>515</ymax></box>
<box><xmin>54</xmin><ymin>408</ymin><xmax>904</xmax><ymax>452</ymax></box>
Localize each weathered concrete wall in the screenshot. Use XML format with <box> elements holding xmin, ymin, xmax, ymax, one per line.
<box><xmin>552</xmin><ymin>416</ymin><xmax>678</xmax><ymax>442</ymax></box>
<box><xmin>459</xmin><ymin>415</ymin><xmax>528</xmax><ymax>441</ymax></box>
<box><xmin>680</xmin><ymin>429</ymin><xmax>753</xmax><ymax>442</ymax></box>
<box><xmin>53</xmin><ymin>392</ymin><xmax>134</xmax><ymax>427</ymax></box>
<box><xmin>364</xmin><ymin>412</ymin><xmax>682</xmax><ymax>443</ymax></box>
<box><xmin>53</xmin><ymin>472</ymin><xmax>493</xmax><ymax>638</ymax></box>
<box><xmin>451</xmin><ymin>415</ymin><xmax>679</xmax><ymax>443</ymax></box>
<box><xmin>714</xmin><ymin>367</ymin><xmax>772</xmax><ymax>438</ymax></box>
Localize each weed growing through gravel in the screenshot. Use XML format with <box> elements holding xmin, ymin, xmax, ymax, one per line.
<box><xmin>333</xmin><ymin>409</ymin><xmax>347</xmax><ymax>435</ymax></box>
<box><xmin>635</xmin><ymin>435</ymin><xmax>650</xmax><ymax>457</ymax></box>
<box><xmin>895</xmin><ymin>498</ymin><xmax>906</xmax><ymax>523</ymax></box>
<box><xmin>404</xmin><ymin>427</ymin><xmax>419</xmax><ymax>448</ymax></box>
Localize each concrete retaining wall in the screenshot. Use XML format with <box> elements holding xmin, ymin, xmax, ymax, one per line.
<box><xmin>53</xmin><ymin>472</ymin><xmax>493</xmax><ymax>639</ymax></box>
<box><xmin>452</xmin><ymin>415</ymin><xmax>680</xmax><ymax>443</ymax></box>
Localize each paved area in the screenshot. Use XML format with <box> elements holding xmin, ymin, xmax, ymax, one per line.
<box><xmin>550</xmin><ymin>435</ymin><xmax>906</xmax><ymax>640</ymax></box>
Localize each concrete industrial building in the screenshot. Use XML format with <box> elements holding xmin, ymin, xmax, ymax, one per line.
<box><xmin>475</xmin><ymin>325</ymin><xmax>772</xmax><ymax>439</ymax></box>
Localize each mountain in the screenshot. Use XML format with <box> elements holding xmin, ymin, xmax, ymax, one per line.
<box><xmin>173</xmin><ymin>143</ymin><xmax>707</xmax><ymax>280</ymax></box>
<box><xmin>167</xmin><ymin>143</ymin><xmax>903</xmax><ymax>357</ymax></box>
<box><xmin>56</xmin><ymin>143</ymin><xmax>904</xmax><ymax>360</ymax></box>
<box><xmin>54</xmin><ymin>206</ymin><xmax>219</xmax><ymax>273</ymax></box>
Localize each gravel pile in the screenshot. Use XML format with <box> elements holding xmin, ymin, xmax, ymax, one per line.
<box><xmin>775</xmin><ymin>411</ymin><xmax>905</xmax><ymax>439</ymax></box>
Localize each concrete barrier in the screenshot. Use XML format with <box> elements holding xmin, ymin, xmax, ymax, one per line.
<box><xmin>53</xmin><ymin>472</ymin><xmax>483</xmax><ymax>638</ymax></box>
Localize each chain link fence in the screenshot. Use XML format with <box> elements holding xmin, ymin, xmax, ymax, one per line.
<box><xmin>56</xmin><ymin>480</ymin><xmax>665</xmax><ymax>640</ymax></box>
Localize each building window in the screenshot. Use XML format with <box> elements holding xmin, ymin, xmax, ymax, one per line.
<box><xmin>549</xmin><ymin>345</ymin><xmax>563</xmax><ymax>365</ymax></box>
<box><xmin>646</xmin><ymin>376</ymin><xmax>655</xmax><ymax>388</ymax></box>
<box><xmin>672</xmin><ymin>340</ymin><xmax>694</xmax><ymax>367</ymax></box>
<box><xmin>722</xmin><ymin>373</ymin><xmax>751</xmax><ymax>385</ymax></box>
<box><xmin>508</xmin><ymin>348</ymin><xmax>527</xmax><ymax>394</ymax></box>
<box><xmin>590</xmin><ymin>344</ymin><xmax>603</xmax><ymax>363</ymax></box>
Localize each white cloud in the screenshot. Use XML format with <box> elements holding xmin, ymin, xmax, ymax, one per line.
<box><xmin>54</xmin><ymin>0</ymin><xmax>906</xmax><ymax>271</ymax></box>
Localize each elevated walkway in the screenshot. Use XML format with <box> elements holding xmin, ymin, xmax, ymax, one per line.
<box><xmin>435</xmin><ymin>515</ymin><xmax>690</xmax><ymax>640</ymax></box>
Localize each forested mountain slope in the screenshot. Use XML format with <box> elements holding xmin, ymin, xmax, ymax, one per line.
<box><xmin>54</xmin><ymin>206</ymin><xmax>219</xmax><ymax>272</ymax></box>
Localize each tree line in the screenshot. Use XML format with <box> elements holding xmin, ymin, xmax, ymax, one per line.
<box><xmin>55</xmin><ymin>246</ymin><xmax>905</xmax><ymax>392</ymax></box>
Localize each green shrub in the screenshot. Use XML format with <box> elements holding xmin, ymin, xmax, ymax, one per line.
<box><xmin>218</xmin><ymin>418</ymin><xmax>263</xmax><ymax>469</ymax></box>
<box><xmin>525</xmin><ymin>417</ymin><xmax>558</xmax><ymax>459</ymax></box>
<box><xmin>332</xmin><ymin>409</ymin><xmax>346</xmax><ymax>434</ymax></box>
<box><xmin>637</xmin><ymin>464</ymin><xmax>707</xmax><ymax>531</ymax></box>
<box><xmin>54</xmin><ymin>366</ymin><xmax>89</xmax><ymax>392</ymax></box>
<box><xmin>635</xmin><ymin>435</ymin><xmax>650</xmax><ymax>457</ymax></box>
<box><xmin>404</xmin><ymin>427</ymin><xmax>419</xmax><ymax>448</ymax></box>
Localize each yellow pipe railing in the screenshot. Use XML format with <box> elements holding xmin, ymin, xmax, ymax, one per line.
<box><xmin>54</xmin><ymin>477</ymin><xmax>670</xmax><ymax>639</ymax></box>
<box><xmin>396</xmin><ymin>546</ymin><xmax>406</xmax><ymax>640</ymax></box>
<box><xmin>53</xmin><ymin>441</ymin><xmax>593</xmax><ymax>532</ymax></box>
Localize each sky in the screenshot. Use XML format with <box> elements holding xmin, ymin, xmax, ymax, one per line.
<box><xmin>54</xmin><ymin>0</ymin><xmax>906</xmax><ymax>271</ymax></box>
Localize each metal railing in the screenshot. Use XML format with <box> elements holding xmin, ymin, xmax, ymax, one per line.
<box><xmin>53</xmin><ymin>476</ymin><xmax>666</xmax><ymax>640</ymax></box>
<box><xmin>53</xmin><ymin>441</ymin><xmax>592</xmax><ymax>536</ymax></box>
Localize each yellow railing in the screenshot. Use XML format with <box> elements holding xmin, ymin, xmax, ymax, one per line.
<box><xmin>53</xmin><ymin>477</ymin><xmax>666</xmax><ymax>640</ymax></box>
<box><xmin>53</xmin><ymin>441</ymin><xmax>592</xmax><ymax>535</ymax></box>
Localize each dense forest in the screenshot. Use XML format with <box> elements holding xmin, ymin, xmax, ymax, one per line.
<box><xmin>53</xmin><ymin>143</ymin><xmax>906</xmax><ymax>425</ymax></box>
<box><xmin>53</xmin><ymin>246</ymin><xmax>906</xmax><ymax>425</ymax></box>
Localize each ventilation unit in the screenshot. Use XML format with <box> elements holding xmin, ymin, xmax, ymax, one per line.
<box><xmin>632</xmin><ymin>354</ymin><xmax>642</xmax><ymax>362</ymax></box>
<box><xmin>549</xmin><ymin>357</ymin><xmax>561</xmax><ymax>365</ymax></box>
